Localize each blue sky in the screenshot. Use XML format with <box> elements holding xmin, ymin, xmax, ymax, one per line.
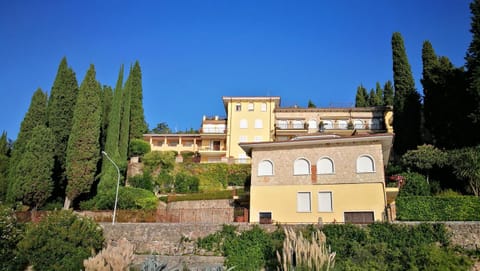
<box><xmin>0</xmin><ymin>1</ymin><xmax>472</xmax><ymax>139</ymax></box>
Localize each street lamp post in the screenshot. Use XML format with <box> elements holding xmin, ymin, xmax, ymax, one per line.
<box><xmin>101</xmin><ymin>151</ymin><xmax>120</xmax><ymax>225</ymax></box>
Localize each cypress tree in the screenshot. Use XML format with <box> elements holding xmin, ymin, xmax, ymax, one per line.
<box><xmin>7</xmin><ymin>89</ymin><xmax>48</xmax><ymax>203</ymax></box>
<box><xmin>391</xmin><ymin>32</ymin><xmax>422</xmax><ymax>155</ymax></box>
<box><xmin>128</xmin><ymin>61</ymin><xmax>147</xmax><ymax>140</ymax></box>
<box><xmin>383</xmin><ymin>80</ymin><xmax>394</xmax><ymax>106</ymax></box>
<box><xmin>0</xmin><ymin>131</ymin><xmax>10</xmax><ymax>201</ymax></box>
<box><xmin>465</xmin><ymin>0</ymin><xmax>480</xmax><ymax>144</ymax></box>
<box><xmin>65</xmin><ymin>65</ymin><xmax>102</xmax><ymax>209</ymax></box>
<box><xmin>119</xmin><ymin>67</ymin><xmax>132</xmax><ymax>161</ymax></box>
<box><xmin>47</xmin><ymin>57</ymin><xmax>79</xmax><ymax>200</ymax></box>
<box><xmin>98</xmin><ymin>65</ymin><xmax>124</xmax><ymax>192</ymax></box>
<box><xmin>355</xmin><ymin>84</ymin><xmax>368</xmax><ymax>107</ymax></box>
<box><xmin>375</xmin><ymin>82</ymin><xmax>384</xmax><ymax>106</ymax></box>
<box><xmin>368</xmin><ymin>89</ymin><xmax>377</xmax><ymax>106</ymax></box>
<box><xmin>9</xmin><ymin>125</ymin><xmax>55</xmax><ymax>209</ymax></box>
<box><xmin>100</xmin><ymin>85</ymin><xmax>113</xmax><ymax>151</ymax></box>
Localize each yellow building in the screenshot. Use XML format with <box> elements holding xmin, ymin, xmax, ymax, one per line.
<box><xmin>222</xmin><ymin>96</ymin><xmax>280</xmax><ymax>163</ymax></box>
<box><xmin>240</xmin><ymin>133</ymin><xmax>397</xmax><ymax>224</ymax></box>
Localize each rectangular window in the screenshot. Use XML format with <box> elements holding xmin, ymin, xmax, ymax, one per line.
<box><xmin>248</xmin><ymin>103</ymin><xmax>254</xmax><ymax>111</ymax></box>
<box><xmin>254</xmin><ymin>119</ymin><xmax>263</xmax><ymax>128</ymax></box>
<box><xmin>240</xmin><ymin>119</ymin><xmax>248</xmax><ymax>129</ymax></box>
<box><xmin>297</xmin><ymin>192</ymin><xmax>311</xmax><ymax>212</ymax></box>
<box><xmin>235</xmin><ymin>103</ymin><xmax>242</xmax><ymax>111</ymax></box>
<box><xmin>261</xmin><ymin>103</ymin><xmax>267</xmax><ymax>112</ymax></box>
<box><xmin>254</xmin><ymin>136</ymin><xmax>262</xmax><ymax>142</ymax></box>
<box><xmin>318</xmin><ymin>192</ymin><xmax>333</xmax><ymax>212</ymax></box>
<box><xmin>259</xmin><ymin>212</ymin><xmax>272</xmax><ymax>224</ymax></box>
<box><xmin>239</xmin><ymin>135</ymin><xmax>248</xmax><ymax>142</ymax></box>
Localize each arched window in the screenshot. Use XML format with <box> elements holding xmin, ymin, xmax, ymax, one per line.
<box><xmin>278</xmin><ymin>120</ymin><xmax>288</xmax><ymax>129</ymax></box>
<box><xmin>338</xmin><ymin>120</ymin><xmax>348</xmax><ymax>129</ymax></box>
<box><xmin>292</xmin><ymin>120</ymin><xmax>303</xmax><ymax>129</ymax></box>
<box><xmin>294</xmin><ymin>158</ymin><xmax>310</xmax><ymax>175</ymax></box>
<box><xmin>356</xmin><ymin>155</ymin><xmax>375</xmax><ymax>173</ymax></box>
<box><xmin>308</xmin><ymin>119</ymin><xmax>317</xmax><ymax>129</ymax></box>
<box><xmin>240</xmin><ymin>119</ymin><xmax>248</xmax><ymax>128</ymax></box>
<box><xmin>258</xmin><ymin>160</ymin><xmax>273</xmax><ymax>176</ymax></box>
<box><xmin>354</xmin><ymin>120</ymin><xmax>364</xmax><ymax>129</ymax></box>
<box><xmin>323</xmin><ymin>120</ymin><xmax>333</xmax><ymax>129</ymax></box>
<box><xmin>317</xmin><ymin>157</ymin><xmax>334</xmax><ymax>174</ymax></box>
<box><xmin>254</xmin><ymin>119</ymin><xmax>263</xmax><ymax>128</ymax></box>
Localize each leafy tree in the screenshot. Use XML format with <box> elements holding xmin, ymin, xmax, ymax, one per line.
<box><xmin>150</xmin><ymin>122</ymin><xmax>171</xmax><ymax>134</ymax></box>
<box><xmin>355</xmin><ymin>84</ymin><xmax>368</xmax><ymax>107</ymax></box>
<box><xmin>383</xmin><ymin>80</ymin><xmax>394</xmax><ymax>106</ymax></box>
<box><xmin>392</xmin><ymin>32</ymin><xmax>422</xmax><ymax>155</ymax></box>
<box><xmin>7</xmin><ymin>89</ymin><xmax>48</xmax><ymax>203</ymax></box>
<box><xmin>9</xmin><ymin>125</ymin><xmax>55</xmax><ymax>209</ymax></box>
<box><xmin>65</xmin><ymin>65</ymin><xmax>102</xmax><ymax>209</ymax></box>
<box><xmin>17</xmin><ymin>210</ymin><xmax>103</xmax><ymax>271</ymax></box>
<box><xmin>401</xmin><ymin>144</ymin><xmax>447</xmax><ymax>183</ymax></box>
<box><xmin>47</xmin><ymin>57</ymin><xmax>78</xmax><ymax>201</ymax></box>
<box><xmin>128</xmin><ymin>61</ymin><xmax>147</xmax><ymax>140</ymax></box>
<box><xmin>0</xmin><ymin>132</ymin><xmax>10</xmax><ymax>202</ymax></box>
<box><xmin>0</xmin><ymin>205</ymin><xmax>26</xmax><ymax>271</ymax></box>
<box><xmin>449</xmin><ymin>146</ymin><xmax>480</xmax><ymax>196</ymax></box>
<box><xmin>307</xmin><ymin>99</ymin><xmax>316</xmax><ymax>108</ymax></box>
<box><xmin>465</xmin><ymin>0</ymin><xmax>480</xmax><ymax>140</ymax></box>
<box><xmin>129</xmin><ymin>138</ymin><xmax>151</xmax><ymax>157</ymax></box>
<box><xmin>99</xmin><ymin>66</ymin><xmax>124</xmax><ymax>193</ymax></box>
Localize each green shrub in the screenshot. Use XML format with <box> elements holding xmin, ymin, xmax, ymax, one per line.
<box><xmin>129</xmin><ymin>139</ymin><xmax>151</xmax><ymax>157</ymax></box>
<box><xmin>17</xmin><ymin>210</ymin><xmax>103</xmax><ymax>271</ymax></box>
<box><xmin>129</xmin><ymin>172</ymin><xmax>154</xmax><ymax>191</ymax></box>
<box><xmin>155</xmin><ymin>170</ymin><xmax>174</xmax><ymax>193</ymax></box>
<box><xmin>396</xmin><ymin>195</ymin><xmax>480</xmax><ymax>221</ymax></box>
<box><xmin>143</xmin><ymin>151</ymin><xmax>175</xmax><ymax>173</ymax></box>
<box><xmin>175</xmin><ymin>172</ymin><xmax>199</xmax><ymax>193</ymax></box>
<box><xmin>0</xmin><ymin>205</ymin><xmax>26</xmax><ymax>271</ymax></box>
<box><xmin>86</xmin><ymin>187</ymin><xmax>158</xmax><ymax>210</ymax></box>
<box><xmin>398</xmin><ymin>171</ymin><xmax>430</xmax><ymax>196</ymax></box>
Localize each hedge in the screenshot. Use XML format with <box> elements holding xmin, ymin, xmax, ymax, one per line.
<box><xmin>396</xmin><ymin>196</ymin><xmax>480</xmax><ymax>221</ymax></box>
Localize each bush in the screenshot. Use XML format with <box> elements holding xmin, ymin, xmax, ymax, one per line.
<box><xmin>396</xmin><ymin>195</ymin><xmax>480</xmax><ymax>221</ymax></box>
<box><xmin>0</xmin><ymin>205</ymin><xmax>26</xmax><ymax>271</ymax></box>
<box><xmin>175</xmin><ymin>172</ymin><xmax>199</xmax><ymax>193</ymax></box>
<box><xmin>17</xmin><ymin>210</ymin><xmax>103</xmax><ymax>271</ymax></box>
<box><xmin>155</xmin><ymin>170</ymin><xmax>174</xmax><ymax>193</ymax></box>
<box><xmin>143</xmin><ymin>151</ymin><xmax>175</xmax><ymax>174</ymax></box>
<box><xmin>84</xmin><ymin>187</ymin><xmax>158</xmax><ymax>210</ymax></box>
<box><xmin>129</xmin><ymin>138</ymin><xmax>151</xmax><ymax>157</ymax></box>
<box><xmin>398</xmin><ymin>171</ymin><xmax>430</xmax><ymax>196</ymax></box>
<box><xmin>129</xmin><ymin>172</ymin><xmax>154</xmax><ymax>191</ymax></box>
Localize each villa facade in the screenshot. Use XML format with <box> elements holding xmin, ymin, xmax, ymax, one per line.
<box><xmin>143</xmin><ymin>96</ymin><xmax>393</xmax><ymax>163</ymax></box>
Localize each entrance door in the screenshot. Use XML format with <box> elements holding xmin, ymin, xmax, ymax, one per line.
<box><xmin>212</xmin><ymin>141</ymin><xmax>221</xmax><ymax>151</ymax></box>
<box><xmin>344</xmin><ymin>212</ymin><xmax>374</xmax><ymax>224</ymax></box>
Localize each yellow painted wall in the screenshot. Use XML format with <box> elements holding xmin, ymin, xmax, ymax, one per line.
<box><xmin>249</xmin><ymin>182</ymin><xmax>386</xmax><ymax>223</ymax></box>
<box><xmin>225</xmin><ymin>98</ymin><xmax>278</xmax><ymax>160</ymax></box>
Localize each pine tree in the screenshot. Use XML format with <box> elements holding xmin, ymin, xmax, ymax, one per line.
<box><xmin>383</xmin><ymin>80</ymin><xmax>394</xmax><ymax>106</ymax></box>
<box><xmin>391</xmin><ymin>32</ymin><xmax>422</xmax><ymax>155</ymax></box>
<box><xmin>65</xmin><ymin>65</ymin><xmax>102</xmax><ymax>209</ymax></box>
<box><xmin>119</xmin><ymin>67</ymin><xmax>132</xmax><ymax>161</ymax></box>
<box><xmin>355</xmin><ymin>85</ymin><xmax>368</xmax><ymax>107</ymax></box>
<box><xmin>98</xmin><ymin>66</ymin><xmax>124</xmax><ymax>192</ymax></box>
<box><xmin>9</xmin><ymin>125</ymin><xmax>55</xmax><ymax>209</ymax></box>
<box><xmin>0</xmin><ymin>131</ymin><xmax>10</xmax><ymax>201</ymax></box>
<box><xmin>307</xmin><ymin>99</ymin><xmax>316</xmax><ymax>108</ymax></box>
<box><xmin>128</xmin><ymin>61</ymin><xmax>147</xmax><ymax>140</ymax></box>
<box><xmin>465</xmin><ymin>0</ymin><xmax>480</xmax><ymax>144</ymax></box>
<box><xmin>7</xmin><ymin>89</ymin><xmax>48</xmax><ymax>203</ymax></box>
<box><xmin>47</xmin><ymin>57</ymin><xmax>79</xmax><ymax>201</ymax></box>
